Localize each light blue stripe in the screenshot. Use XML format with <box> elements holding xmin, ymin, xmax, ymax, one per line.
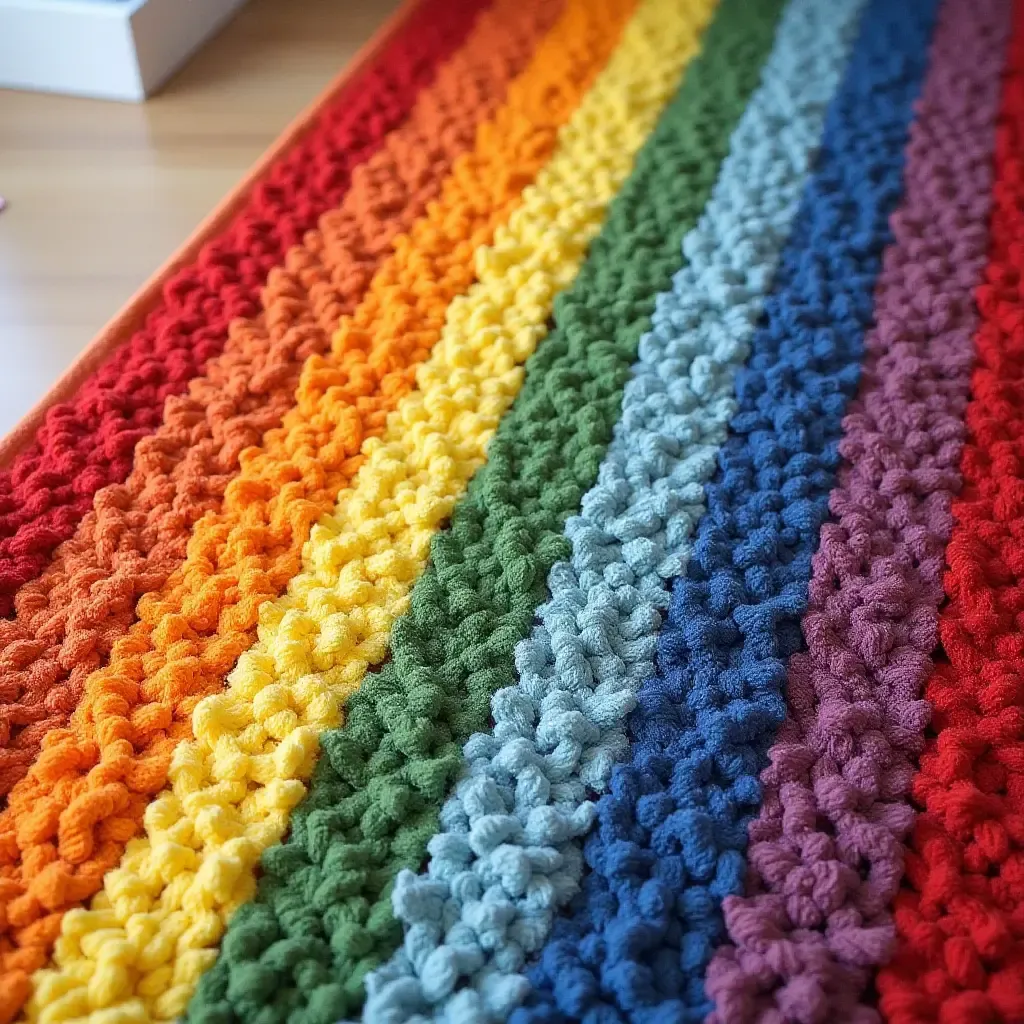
<box><xmin>359</xmin><ymin>0</ymin><xmax>867</xmax><ymax>1019</ymax></box>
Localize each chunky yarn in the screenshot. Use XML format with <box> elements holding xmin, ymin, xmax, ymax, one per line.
<box><xmin>6</xmin><ymin>1</ymin><xmax>1024</xmax><ymax>1021</ymax></box>
<box><xmin>20</xmin><ymin>0</ymin><xmax>706</xmax><ymax>1020</ymax></box>
<box><xmin>0</xmin><ymin>0</ymin><xmax>629</xmax><ymax>1012</ymax></box>
<box><xmin>360</xmin><ymin>0</ymin><xmax>864</xmax><ymax>1019</ymax></box>
<box><xmin>0</xmin><ymin>0</ymin><xmax>488</xmax><ymax>619</ymax></box>
<box><xmin>877</xmin><ymin>2</ymin><xmax>1024</xmax><ymax>1021</ymax></box>
<box><xmin>515</xmin><ymin>0</ymin><xmax>939</xmax><ymax>1020</ymax></box>
<box><xmin>180</xmin><ymin>0</ymin><xmax>788</xmax><ymax>1021</ymax></box>
<box><xmin>706</xmin><ymin>0</ymin><xmax>1009</xmax><ymax>1020</ymax></box>
<box><xmin>0</xmin><ymin>0</ymin><xmax>563</xmax><ymax>802</ymax></box>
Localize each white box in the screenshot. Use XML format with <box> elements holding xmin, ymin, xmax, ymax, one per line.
<box><xmin>0</xmin><ymin>0</ymin><xmax>249</xmax><ymax>102</ymax></box>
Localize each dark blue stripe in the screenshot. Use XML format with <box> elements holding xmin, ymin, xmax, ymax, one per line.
<box><xmin>514</xmin><ymin>0</ymin><xmax>942</xmax><ymax>1019</ymax></box>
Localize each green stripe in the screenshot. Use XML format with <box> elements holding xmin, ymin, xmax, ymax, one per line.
<box><xmin>188</xmin><ymin>1</ymin><xmax>787</xmax><ymax>1021</ymax></box>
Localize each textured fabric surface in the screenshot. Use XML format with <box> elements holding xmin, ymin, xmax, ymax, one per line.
<box><xmin>876</xmin><ymin>3</ymin><xmax>1024</xmax><ymax>1022</ymax></box>
<box><xmin>0</xmin><ymin>0</ymin><xmax>489</xmax><ymax>620</ymax></box>
<box><xmin>0</xmin><ymin>0</ymin><xmax>564</xmax><ymax>805</ymax></box>
<box><xmin>4</xmin><ymin>0</ymin><xmax>1024</xmax><ymax>1020</ymax></box>
<box><xmin>183</xmin><ymin>0</ymin><xmax>733</xmax><ymax>1020</ymax></box>
<box><xmin>709</xmin><ymin>0</ymin><xmax>1009</xmax><ymax>1020</ymax></box>
<box><xmin>22</xmin><ymin>0</ymin><xmax>709</xmax><ymax>1018</ymax></box>
<box><xmin>359</xmin><ymin>0</ymin><xmax>861</xmax><ymax>1018</ymax></box>
<box><xmin>0</xmin><ymin>0</ymin><xmax>632</xmax><ymax>1014</ymax></box>
<box><xmin>514</xmin><ymin>0</ymin><xmax>938</xmax><ymax>1019</ymax></box>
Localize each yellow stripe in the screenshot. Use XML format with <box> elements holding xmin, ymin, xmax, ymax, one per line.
<box><xmin>28</xmin><ymin>0</ymin><xmax>717</xmax><ymax>1020</ymax></box>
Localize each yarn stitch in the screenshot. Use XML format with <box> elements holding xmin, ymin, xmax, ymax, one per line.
<box><xmin>6</xmin><ymin>2</ymin><xmax>1024</xmax><ymax>1023</ymax></box>
<box><xmin>515</xmin><ymin>0</ymin><xmax>939</xmax><ymax>1019</ymax></box>
<box><xmin>707</xmin><ymin>0</ymin><xmax>1009</xmax><ymax>1020</ymax></box>
<box><xmin>183</xmin><ymin>0</ymin><xmax>784</xmax><ymax>1021</ymax></box>
<box><xmin>0</xmin><ymin>0</ymin><xmax>630</xmax><ymax>1013</ymax></box>
<box><xmin>21</xmin><ymin>0</ymin><xmax>705</xmax><ymax>1020</ymax></box>
<box><xmin>360</xmin><ymin>0</ymin><xmax>863</xmax><ymax>1019</ymax></box>
<box><xmin>0</xmin><ymin>0</ymin><xmax>488</xmax><ymax>619</ymax></box>
<box><xmin>0</xmin><ymin>0</ymin><xmax>563</xmax><ymax>801</ymax></box>
<box><xmin>877</xmin><ymin>2</ymin><xmax>1024</xmax><ymax>1021</ymax></box>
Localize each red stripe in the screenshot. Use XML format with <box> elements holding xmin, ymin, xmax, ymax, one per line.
<box><xmin>0</xmin><ymin>0</ymin><xmax>490</xmax><ymax>617</ymax></box>
<box><xmin>879</xmin><ymin>3</ymin><xmax>1024</xmax><ymax>1021</ymax></box>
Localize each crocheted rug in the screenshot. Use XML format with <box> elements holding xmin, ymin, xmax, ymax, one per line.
<box><xmin>0</xmin><ymin>0</ymin><xmax>1019</xmax><ymax>1020</ymax></box>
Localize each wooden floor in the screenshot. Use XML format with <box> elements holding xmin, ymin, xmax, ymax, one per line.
<box><xmin>0</xmin><ymin>0</ymin><xmax>400</xmax><ymax>436</ymax></box>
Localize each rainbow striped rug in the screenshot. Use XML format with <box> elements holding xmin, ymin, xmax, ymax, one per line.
<box><xmin>0</xmin><ymin>0</ymin><xmax>1020</xmax><ymax>1020</ymax></box>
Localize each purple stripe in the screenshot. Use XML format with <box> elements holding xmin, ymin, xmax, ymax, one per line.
<box><xmin>703</xmin><ymin>0</ymin><xmax>1011</xmax><ymax>1020</ymax></box>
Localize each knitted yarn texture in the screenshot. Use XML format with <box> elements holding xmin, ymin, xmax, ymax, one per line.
<box><xmin>515</xmin><ymin>0</ymin><xmax>938</xmax><ymax>1020</ymax></box>
<box><xmin>0</xmin><ymin>0</ymin><xmax>562</xmax><ymax>803</ymax></box>
<box><xmin>361</xmin><ymin>0</ymin><xmax>863</xmax><ymax>1019</ymax></box>
<box><xmin>22</xmin><ymin>0</ymin><xmax>698</xmax><ymax>1019</ymax></box>
<box><xmin>877</xmin><ymin>1</ymin><xmax>1024</xmax><ymax>1021</ymax></box>
<box><xmin>182</xmin><ymin>0</ymin><xmax>795</xmax><ymax>1020</ymax></box>
<box><xmin>708</xmin><ymin>0</ymin><xmax>1009</xmax><ymax>1021</ymax></box>
<box><xmin>3</xmin><ymin>0</ymin><xmax>1022</xmax><ymax>1020</ymax></box>
<box><xmin>0</xmin><ymin>0</ymin><xmax>627</xmax><ymax>1011</ymax></box>
<box><xmin>0</xmin><ymin>0</ymin><xmax>487</xmax><ymax>620</ymax></box>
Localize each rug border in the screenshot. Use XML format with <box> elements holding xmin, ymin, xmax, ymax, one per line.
<box><xmin>0</xmin><ymin>0</ymin><xmax>423</xmax><ymax>469</ymax></box>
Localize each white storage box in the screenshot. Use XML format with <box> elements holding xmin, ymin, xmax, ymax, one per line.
<box><xmin>0</xmin><ymin>0</ymin><xmax>248</xmax><ymax>101</ymax></box>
